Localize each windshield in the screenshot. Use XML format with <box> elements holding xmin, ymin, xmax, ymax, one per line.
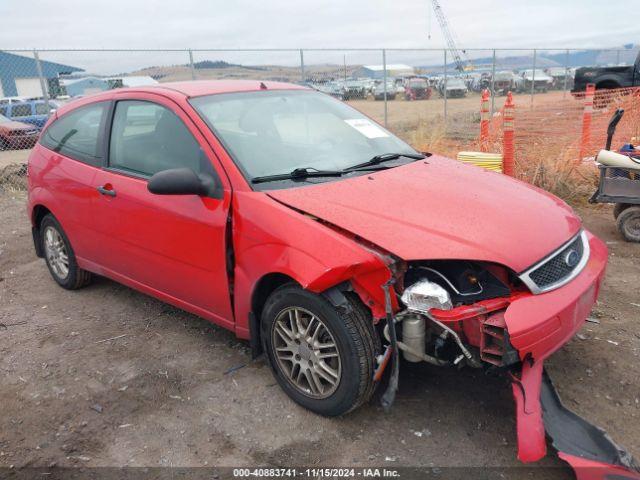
<box><xmin>190</xmin><ymin>90</ymin><xmax>417</xmax><ymax>187</ymax></box>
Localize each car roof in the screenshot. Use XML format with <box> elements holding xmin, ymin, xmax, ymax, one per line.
<box><xmin>125</xmin><ymin>80</ymin><xmax>308</xmax><ymax>98</ymax></box>
<box><xmin>53</xmin><ymin>80</ymin><xmax>310</xmax><ymax>119</ymax></box>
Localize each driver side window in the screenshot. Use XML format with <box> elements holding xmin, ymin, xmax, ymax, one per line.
<box><xmin>109</xmin><ymin>101</ymin><xmax>205</xmax><ymax>177</ymax></box>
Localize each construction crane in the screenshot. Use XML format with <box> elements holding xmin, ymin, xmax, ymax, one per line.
<box><xmin>428</xmin><ymin>0</ymin><xmax>473</xmax><ymax>72</ymax></box>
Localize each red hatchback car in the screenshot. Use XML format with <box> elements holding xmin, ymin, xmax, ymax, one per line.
<box><xmin>26</xmin><ymin>81</ymin><xmax>638</xmax><ymax>477</ymax></box>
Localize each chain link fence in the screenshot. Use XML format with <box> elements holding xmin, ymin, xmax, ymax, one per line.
<box><xmin>1</xmin><ymin>47</ymin><xmax>638</xmax><ymax>193</ymax></box>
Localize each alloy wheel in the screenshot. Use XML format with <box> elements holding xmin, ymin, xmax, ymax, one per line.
<box><xmin>43</xmin><ymin>226</ymin><xmax>69</xmax><ymax>280</ymax></box>
<box><xmin>271</xmin><ymin>306</ymin><xmax>342</xmax><ymax>399</ymax></box>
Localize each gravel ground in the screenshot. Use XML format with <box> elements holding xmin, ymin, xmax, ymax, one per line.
<box><xmin>0</xmin><ymin>192</ymin><xmax>638</xmax><ymax>478</ymax></box>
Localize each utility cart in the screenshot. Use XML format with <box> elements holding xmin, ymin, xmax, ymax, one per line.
<box><xmin>590</xmin><ymin>108</ymin><xmax>640</xmax><ymax>242</ymax></box>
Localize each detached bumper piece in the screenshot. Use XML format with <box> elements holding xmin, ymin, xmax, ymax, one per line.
<box><xmin>513</xmin><ymin>361</ymin><xmax>640</xmax><ymax>480</ymax></box>
<box><xmin>541</xmin><ymin>370</ymin><xmax>640</xmax><ymax>480</ymax></box>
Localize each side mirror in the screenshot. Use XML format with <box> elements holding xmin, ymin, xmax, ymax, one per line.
<box><xmin>147</xmin><ymin>168</ymin><xmax>216</xmax><ymax>197</ymax></box>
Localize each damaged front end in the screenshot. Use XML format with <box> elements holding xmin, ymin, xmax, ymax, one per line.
<box><xmin>378</xmin><ymin>231</ymin><xmax>640</xmax><ymax>479</ymax></box>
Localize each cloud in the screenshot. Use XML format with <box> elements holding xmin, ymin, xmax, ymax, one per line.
<box><xmin>0</xmin><ymin>0</ymin><xmax>636</xmax><ymax>73</ymax></box>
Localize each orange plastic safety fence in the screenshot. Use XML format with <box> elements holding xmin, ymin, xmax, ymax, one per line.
<box><xmin>456</xmin><ymin>87</ymin><xmax>640</xmax><ymax>200</ymax></box>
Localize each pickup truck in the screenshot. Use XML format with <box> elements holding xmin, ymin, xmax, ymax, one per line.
<box><xmin>573</xmin><ymin>50</ymin><xmax>640</xmax><ymax>93</ymax></box>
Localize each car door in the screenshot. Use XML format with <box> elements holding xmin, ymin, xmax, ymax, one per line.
<box><xmin>90</xmin><ymin>93</ymin><xmax>234</xmax><ymax>328</ymax></box>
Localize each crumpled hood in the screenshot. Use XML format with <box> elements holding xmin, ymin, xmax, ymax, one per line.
<box><xmin>267</xmin><ymin>156</ymin><xmax>582</xmax><ymax>273</ymax></box>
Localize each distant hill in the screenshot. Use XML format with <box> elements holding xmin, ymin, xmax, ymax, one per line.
<box><xmin>191</xmin><ymin>60</ymin><xmax>266</xmax><ymax>71</ymax></box>
<box><xmin>419</xmin><ymin>46</ymin><xmax>639</xmax><ymax>72</ymax></box>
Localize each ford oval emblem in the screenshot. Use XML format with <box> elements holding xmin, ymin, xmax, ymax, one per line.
<box><xmin>564</xmin><ymin>249</ymin><xmax>580</xmax><ymax>268</ymax></box>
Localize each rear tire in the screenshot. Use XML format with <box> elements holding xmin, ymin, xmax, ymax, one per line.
<box><xmin>40</xmin><ymin>214</ymin><xmax>92</xmax><ymax>289</ymax></box>
<box><xmin>261</xmin><ymin>284</ymin><xmax>378</xmax><ymax>416</ymax></box>
<box><xmin>616</xmin><ymin>206</ymin><xmax>640</xmax><ymax>243</ymax></box>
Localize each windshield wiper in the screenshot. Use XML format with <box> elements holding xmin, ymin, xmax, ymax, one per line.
<box><xmin>343</xmin><ymin>152</ymin><xmax>426</xmax><ymax>172</ymax></box>
<box><xmin>251</xmin><ymin>153</ymin><xmax>426</xmax><ymax>184</ymax></box>
<box><xmin>251</xmin><ymin>167</ymin><xmax>343</xmax><ymax>184</ymax></box>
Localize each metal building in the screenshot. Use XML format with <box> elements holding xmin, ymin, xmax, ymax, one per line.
<box><xmin>0</xmin><ymin>51</ymin><xmax>82</xmax><ymax>98</ymax></box>
<box><xmin>352</xmin><ymin>64</ymin><xmax>415</xmax><ymax>79</ymax></box>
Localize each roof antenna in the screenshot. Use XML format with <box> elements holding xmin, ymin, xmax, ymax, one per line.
<box><xmin>259</xmin><ymin>82</ymin><xmax>268</xmax><ymax>90</ymax></box>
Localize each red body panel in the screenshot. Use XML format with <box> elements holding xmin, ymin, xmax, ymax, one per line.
<box><xmin>505</xmin><ymin>231</ymin><xmax>607</xmax><ymax>361</ymax></box>
<box><xmin>507</xmin><ymin>232</ymin><xmax>607</xmax><ymax>463</ymax></box>
<box><xmin>268</xmin><ymin>156</ymin><xmax>582</xmax><ymax>273</ymax></box>
<box><xmin>231</xmin><ymin>191</ymin><xmax>392</xmax><ymax>338</ymax></box>
<box><xmin>512</xmin><ymin>360</ymin><xmax>546</xmax><ymax>462</ymax></box>
<box><xmin>559</xmin><ymin>454</ymin><xmax>640</xmax><ymax>480</ymax></box>
<box><xmin>28</xmin><ymin>146</ymin><xmax>100</xmax><ymax>259</ymax></box>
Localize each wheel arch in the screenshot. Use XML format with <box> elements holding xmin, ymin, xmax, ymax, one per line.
<box><xmin>595</xmin><ymin>78</ymin><xmax>622</xmax><ymax>90</ymax></box>
<box><xmin>32</xmin><ymin>204</ymin><xmax>53</xmax><ymax>229</ymax></box>
<box><xmin>247</xmin><ymin>271</ymin><xmax>378</xmax><ymax>358</ymax></box>
<box><xmin>30</xmin><ymin>204</ymin><xmax>53</xmax><ymax>258</ymax></box>
<box><xmin>251</xmin><ymin>272</ymin><xmax>300</xmax><ymax>323</ymax></box>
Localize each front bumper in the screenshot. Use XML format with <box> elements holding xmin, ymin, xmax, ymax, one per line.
<box><xmin>505</xmin><ymin>230</ymin><xmax>607</xmax><ymax>363</ymax></box>
<box><xmin>507</xmin><ymin>232</ymin><xmax>639</xmax><ymax>478</ymax></box>
<box><xmin>541</xmin><ymin>370</ymin><xmax>640</xmax><ymax>480</ymax></box>
<box><xmin>512</xmin><ymin>362</ymin><xmax>640</xmax><ymax>479</ymax></box>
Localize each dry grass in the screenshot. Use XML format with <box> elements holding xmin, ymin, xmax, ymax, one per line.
<box><xmin>517</xmin><ymin>146</ymin><xmax>600</xmax><ymax>204</ymax></box>
<box><xmin>404</xmin><ymin>89</ymin><xmax>640</xmax><ymax>205</ymax></box>
<box><xmin>0</xmin><ymin>163</ymin><xmax>28</xmax><ymax>192</ymax></box>
<box><xmin>403</xmin><ymin>114</ymin><xmax>601</xmax><ymax>204</ymax></box>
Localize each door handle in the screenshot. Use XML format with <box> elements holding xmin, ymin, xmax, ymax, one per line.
<box><xmin>97</xmin><ymin>185</ymin><xmax>116</xmax><ymax>197</ymax></box>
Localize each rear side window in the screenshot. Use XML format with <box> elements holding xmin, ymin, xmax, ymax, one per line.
<box><xmin>40</xmin><ymin>102</ymin><xmax>108</xmax><ymax>166</ymax></box>
<box><xmin>11</xmin><ymin>104</ymin><xmax>32</xmax><ymax>118</ymax></box>
<box><xmin>109</xmin><ymin>100</ymin><xmax>205</xmax><ymax>177</ymax></box>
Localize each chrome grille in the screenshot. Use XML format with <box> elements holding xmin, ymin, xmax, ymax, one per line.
<box><xmin>519</xmin><ymin>231</ymin><xmax>590</xmax><ymax>294</ymax></box>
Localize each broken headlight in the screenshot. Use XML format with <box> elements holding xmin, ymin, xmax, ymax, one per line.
<box><xmin>400</xmin><ymin>279</ymin><xmax>453</xmax><ymax>313</ymax></box>
<box><xmin>403</xmin><ymin>261</ymin><xmax>512</xmax><ymax>308</ymax></box>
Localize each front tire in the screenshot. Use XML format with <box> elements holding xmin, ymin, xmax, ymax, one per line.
<box><xmin>40</xmin><ymin>214</ymin><xmax>92</xmax><ymax>289</ymax></box>
<box><xmin>261</xmin><ymin>284</ymin><xmax>378</xmax><ymax>416</ymax></box>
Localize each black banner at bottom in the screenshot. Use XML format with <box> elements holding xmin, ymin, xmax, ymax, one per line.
<box><xmin>0</xmin><ymin>466</ymin><xmax>579</xmax><ymax>480</ymax></box>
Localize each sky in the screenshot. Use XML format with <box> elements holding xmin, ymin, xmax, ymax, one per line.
<box><xmin>1</xmin><ymin>0</ymin><xmax>637</xmax><ymax>50</ymax></box>
<box><xmin>1</xmin><ymin>0</ymin><xmax>637</xmax><ymax>74</ymax></box>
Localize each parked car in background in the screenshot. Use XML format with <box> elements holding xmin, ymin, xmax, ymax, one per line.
<box><xmin>0</xmin><ymin>100</ymin><xmax>59</xmax><ymax>130</ymax></box>
<box><xmin>371</xmin><ymin>79</ymin><xmax>396</xmax><ymax>100</ymax></box>
<box><xmin>0</xmin><ymin>96</ymin><xmax>29</xmax><ymax>106</ymax></box>
<box><xmin>519</xmin><ymin>69</ymin><xmax>552</xmax><ymax>93</ymax></box>
<box><xmin>545</xmin><ymin>67</ymin><xmax>574</xmax><ymax>90</ymax></box>
<box><xmin>404</xmin><ymin>77</ymin><xmax>431</xmax><ymax>100</ymax></box>
<box><xmin>0</xmin><ymin>113</ymin><xmax>39</xmax><ymax>150</ymax></box>
<box><xmin>438</xmin><ymin>77</ymin><xmax>467</xmax><ymax>98</ymax></box>
<box><xmin>341</xmin><ymin>80</ymin><xmax>368</xmax><ymax>100</ymax></box>
<box><xmin>393</xmin><ymin>78</ymin><xmax>405</xmax><ymax>96</ymax></box>
<box><xmin>573</xmin><ymin>50</ymin><xmax>640</xmax><ymax>93</ymax></box>
<box><xmin>492</xmin><ymin>71</ymin><xmax>519</xmax><ymax>95</ymax></box>
<box><xmin>473</xmin><ymin>73</ymin><xmax>492</xmax><ymax>92</ymax></box>
<box><xmin>312</xmin><ymin>82</ymin><xmax>343</xmax><ymax>99</ymax></box>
